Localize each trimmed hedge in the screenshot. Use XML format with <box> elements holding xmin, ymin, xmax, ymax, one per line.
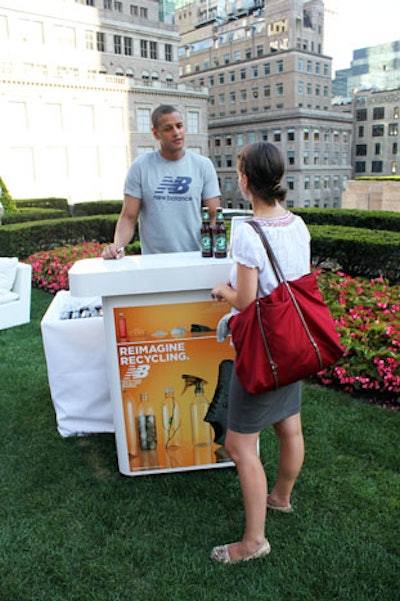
<box><xmin>14</xmin><ymin>197</ymin><xmax>69</xmax><ymax>212</ymax></box>
<box><xmin>2</xmin><ymin>208</ymin><xmax>67</xmax><ymax>224</ymax></box>
<box><xmin>0</xmin><ymin>215</ymin><xmax>119</xmax><ymax>258</ymax></box>
<box><xmin>70</xmin><ymin>200</ymin><xmax>123</xmax><ymax>217</ymax></box>
<box><xmin>293</xmin><ymin>208</ymin><xmax>400</xmax><ymax>232</ymax></box>
<box><xmin>310</xmin><ymin>225</ymin><xmax>400</xmax><ymax>281</ymax></box>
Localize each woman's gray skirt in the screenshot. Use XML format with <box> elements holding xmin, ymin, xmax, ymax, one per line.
<box><xmin>228</xmin><ymin>364</ymin><xmax>302</xmax><ymax>434</ymax></box>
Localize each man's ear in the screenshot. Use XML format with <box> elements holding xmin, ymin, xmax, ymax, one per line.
<box><xmin>152</xmin><ymin>127</ymin><xmax>160</xmax><ymax>141</ymax></box>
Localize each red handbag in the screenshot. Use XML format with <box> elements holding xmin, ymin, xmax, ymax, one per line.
<box><xmin>229</xmin><ymin>220</ymin><xmax>344</xmax><ymax>394</ymax></box>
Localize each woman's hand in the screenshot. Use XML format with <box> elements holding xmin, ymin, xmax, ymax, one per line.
<box><xmin>211</xmin><ymin>282</ymin><xmax>232</xmax><ymax>301</ymax></box>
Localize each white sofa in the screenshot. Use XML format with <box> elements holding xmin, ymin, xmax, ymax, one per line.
<box><xmin>0</xmin><ymin>259</ymin><xmax>32</xmax><ymax>330</ymax></box>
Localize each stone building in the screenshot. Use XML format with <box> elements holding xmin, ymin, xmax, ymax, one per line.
<box><xmin>176</xmin><ymin>0</ymin><xmax>353</xmax><ymax>209</ymax></box>
<box><xmin>0</xmin><ymin>0</ymin><xmax>209</xmax><ymax>203</ymax></box>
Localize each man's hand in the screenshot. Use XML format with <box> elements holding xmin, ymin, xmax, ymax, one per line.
<box><xmin>102</xmin><ymin>244</ymin><xmax>125</xmax><ymax>260</ymax></box>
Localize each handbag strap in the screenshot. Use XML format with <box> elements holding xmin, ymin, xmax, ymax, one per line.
<box><xmin>247</xmin><ymin>219</ymin><xmax>324</xmax><ymax>370</ymax></box>
<box><xmin>246</xmin><ymin>220</ymin><xmax>287</xmax><ymax>285</ymax></box>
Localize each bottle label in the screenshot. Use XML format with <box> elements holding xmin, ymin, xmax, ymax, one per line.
<box><xmin>215</xmin><ymin>234</ymin><xmax>227</xmax><ymax>253</ymax></box>
<box><xmin>201</xmin><ymin>233</ymin><xmax>212</xmax><ymax>251</ymax></box>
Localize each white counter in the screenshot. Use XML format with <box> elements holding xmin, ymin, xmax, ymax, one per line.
<box><xmin>69</xmin><ymin>252</ymin><xmax>232</xmax><ymax>298</ymax></box>
<box><xmin>68</xmin><ymin>252</ymin><xmax>235</xmax><ymax>477</ymax></box>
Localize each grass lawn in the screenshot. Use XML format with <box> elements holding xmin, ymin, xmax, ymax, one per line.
<box><xmin>0</xmin><ymin>289</ymin><xmax>399</xmax><ymax>601</ymax></box>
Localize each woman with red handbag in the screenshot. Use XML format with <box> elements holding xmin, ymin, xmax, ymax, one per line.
<box><xmin>210</xmin><ymin>142</ymin><xmax>311</xmax><ymax>564</ymax></box>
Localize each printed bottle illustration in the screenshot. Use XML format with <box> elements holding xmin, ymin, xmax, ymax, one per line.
<box><xmin>162</xmin><ymin>387</ymin><xmax>182</xmax><ymax>450</ymax></box>
<box><xmin>200</xmin><ymin>207</ymin><xmax>212</xmax><ymax>258</ymax></box>
<box><xmin>117</xmin><ymin>311</ymin><xmax>128</xmax><ymax>342</ymax></box>
<box><xmin>214</xmin><ymin>207</ymin><xmax>227</xmax><ymax>258</ymax></box>
<box><xmin>182</xmin><ymin>375</ymin><xmax>211</xmax><ymax>447</ymax></box>
<box><xmin>137</xmin><ymin>392</ymin><xmax>157</xmax><ymax>450</ymax></box>
<box><xmin>123</xmin><ymin>396</ymin><xmax>138</xmax><ymax>458</ymax></box>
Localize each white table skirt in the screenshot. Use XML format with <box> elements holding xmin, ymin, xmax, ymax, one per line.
<box><xmin>41</xmin><ymin>290</ymin><xmax>113</xmax><ymax>437</ymax></box>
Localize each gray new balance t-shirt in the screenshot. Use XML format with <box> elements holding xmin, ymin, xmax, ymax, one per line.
<box><xmin>124</xmin><ymin>150</ymin><xmax>220</xmax><ymax>254</ymax></box>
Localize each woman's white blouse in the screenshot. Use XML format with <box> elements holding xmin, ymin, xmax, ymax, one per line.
<box><xmin>229</xmin><ymin>213</ymin><xmax>311</xmax><ymax>305</ymax></box>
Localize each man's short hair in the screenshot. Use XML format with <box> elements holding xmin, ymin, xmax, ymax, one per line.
<box><xmin>151</xmin><ymin>105</ymin><xmax>181</xmax><ymax>128</ymax></box>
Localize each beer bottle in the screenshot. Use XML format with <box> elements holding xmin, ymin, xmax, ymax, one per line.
<box><xmin>214</xmin><ymin>207</ymin><xmax>227</xmax><ymax>258</ymax></box>
<box><xmin>200</xmin><ymin>207</ymin><xmax>212</xmax><ymax>258</ymax></box>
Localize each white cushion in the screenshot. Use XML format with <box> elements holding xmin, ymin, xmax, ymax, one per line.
<box><xmin>0</xmin><ymin>257</ymin><xmax>18</xmax><ymax>291</ymax></box>
<box><xmin>0</xmin><ymin>288</ymin><xmax>19</xmax><ymax>304</ymax></box>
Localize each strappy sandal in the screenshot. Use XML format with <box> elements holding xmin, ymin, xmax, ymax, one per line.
<box><xmin>210</xmin><ymin>539</ymin><xmax>271</xmax><ymax>564</ymax></box>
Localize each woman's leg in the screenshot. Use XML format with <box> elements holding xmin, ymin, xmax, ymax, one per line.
<box><xmin>268</xmin><ymin>412</ymin><xmax>304</xmax><ymax>508</ymax></box>
<box><xmin>221</xmin><ymin>428</ymin><xmax>268</xmax><ymax>561</ymax></box>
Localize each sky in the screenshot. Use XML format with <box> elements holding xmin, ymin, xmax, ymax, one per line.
<box><xmin>331</xmin><ymin>0</ymin><xmax>399</xmax><ymax>71</ymax></box>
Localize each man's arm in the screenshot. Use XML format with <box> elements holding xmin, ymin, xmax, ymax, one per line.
<box><xmin>102</xmin><ymin>194</ymin><xmax>142</xmax><ymax>259</ymax></box>
<box><xmin>203</xmin><ymin>196</ymin><xmax>220</xmax><ymax>228</ymax></box>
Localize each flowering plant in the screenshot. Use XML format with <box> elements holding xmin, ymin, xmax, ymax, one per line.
<box><xmin>25</xmin><ymin>244</ymin><xmax>399</xmax><ymax>409</ymax></box>
<box><xmin>26</xmin><ymin>241</ymin><xmax>104</xmax><ymax>295</ymax></box>
<box><xmin>315</xmin><ymin>271</ymin><xmax>399</xmax><ymax>409</ymax></box>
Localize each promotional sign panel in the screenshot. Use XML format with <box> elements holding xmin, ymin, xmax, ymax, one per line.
<box><xmin>113</xmin><ymin>300</ymin><xmax>235</xmax><ymax>475</ymax></box>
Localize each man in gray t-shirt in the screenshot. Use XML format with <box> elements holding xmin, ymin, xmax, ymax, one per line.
<box><xmin>102</xmin><ymin>105</ymin><xmax>220</xmax><ymax>258</ymax></box>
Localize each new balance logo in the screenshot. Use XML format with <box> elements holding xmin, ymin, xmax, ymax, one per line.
<box><xmin>154</xmin><ymin>176</ymin><xmax>192</xmax><ymax>195</ymax></box>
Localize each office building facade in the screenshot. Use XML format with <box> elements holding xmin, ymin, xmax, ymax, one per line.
<box><xmin>176</xmin><ymin>0</ymin><xmax>352</xmax><ymax>208</ymax></box>
<box><xmin>0</xmin><ymin>0</ymin><xmax>209</xmax><ymax>203</ymax></box>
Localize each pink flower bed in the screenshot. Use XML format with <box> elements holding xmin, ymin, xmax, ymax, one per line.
<box><xmin>25</xmin><ymin>245</ymin><xmax>400</xmax><ymax>409</ymax></box>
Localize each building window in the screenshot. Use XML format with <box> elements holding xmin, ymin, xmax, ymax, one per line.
<box><xmin>229</xmin><ymin>91</ymin><xmax>236</xmax><ymax>104</ymax></box>
<box><xmin>264</xmin><ymin>85</ymin><xmax>271</xmax><ymax>97</ymax></box>
<box><xmin>356</xmin><ymin>145</ymin><xmax>367</xmax><ymax>156</ymax></box>
<box><xmin>150</xmin><ymin>41</ymin><xmax>157</xmax><ymax>59</ymax></box>
<box><xmin>187</xmin><ymin>111</ymin><xmax>199</xmax><ymax>134</ymax></box>
<box><xmin>356</xmin><ymin>109</ymin><xmax>367</xmax><ymax>121</ymax></box>
<box><xmin>298</xmin><ymin>57</ymin><xmax>304</xmax><ymax>71</ymax></box>
<box><xmin>303</xmin><ymin>152</ymin><xmax>309</xmax><ymax>165</ymax></box>
<box><xmin>247</xmin><ymin>132</ymin><xmax>256</xmax><ymax>143</ymax></box>
<box><xmin>240</xmin><ymin>68</ymin><xmax>246</xmax><ymax>80</ymax></box>
<box><xmin>140</xmin><ymin>7</ymin><xmax>148</xmax><ymax>17</ymax></box>
<box><xmin>85</xmin><ymin>30</ymin><xmax>95</xmax><ymax>50</ymax></box>
<box><xmin>114</xmin><ymin>2</ymin><xmax>123</xmax><ymax>11</ymax></box>
<box><xmin>372</xmin><ymin>124</ymin><xmax>384</xmax><ymax>137</ymax></box>
<box><xmin>96</xmin><ymin>32</ymin><xmax>105</xmax><ymax>52</ymax></box>
<box><xmin>219</xmin><ymin>73</ymin><xmax>224</xmax><ymax>84</ymax></box>
<box><xmin>137</xmin><ymin>108</ymin><xmax>151</xmax><ymax>133</ymax></box>
<box><xmin>251</xmin><ymin>66</ymin><xmax>258</xmax><ymax>78</ymax></box>
<box><xmin>373</xmin><ymin>107</ymin><xmax>385</xmax><ymax>120</ymax></box>
<box><xmin>375</xmin><ymin>143</ymin><xmax>381</xmax><ymax>155</ymax></box>
<box><xmin>287</xmin><ymin>129</ymin><xmax>295</xmax><ymax>141</ymax></box>
<box><xmin>104</xmin><ymin>0</ymin><xmax>112</xmax><ymax>8</ymax></box>
<box><xmin>113</xmin><ymin>35</ymin><xmax>122</xmax><ymax>54</ymax></box>
<box><xmin>275</xmin><ymin>60</ymin><xmax>283</xmax><ymax>73</ymax></box>
<box><xmin>371</xmin><ymin>161</ymin><xmax>383</xmax><ymax>173</ymax></box>
<box><xmin>225</xmin><ymin>177</ymin><xmax>233</xmax><ymax>192</ymax></box>
<box><xmin>287</xmin><ymin>177</ymin><xmax>294</xmax><ymax>190</ymax></box>
<box><xmin>287</xmin><ymin>151</ymin><xmax>295</xmax><ymax>165</ymax></box>
<box><xmin>236</xmin><ymin>133</ymin><xmax>244</xmax><ymax>146</ymax></box>
<box><xmin>389</xmin><ymin>123</ymin><xmax>399</xmax><ymax>136</ymax></box>
<box><xmin>215</xmin><ymin>155</ymin><xmax>222</xmax><ymax>168</ymax></box>
<box><xmin>240</xmin><ymin>89</ymin><xmax>247</xmax><ymax>101</ymax></box>
<box><xmin>130</xmin><ymin>4</ymin><xmax>138</xmax><ymax>15</ymax></box>
<box><xmin>218</xmin><ymin>93</ymin><xmax>225</xmax><ymax>105</ymax></box>
<box><xmin>140</xmin><ymin>40</ymin><xmax>148</xmax><ymax>58</ymax></box>
<box><xmin>358</xmin><ymin>125</ymin><xmax>364</xmax><ymax>138</ymax></box>
<box><xmin>226</xmin><ymin>155</ymin><xmax>233</xmax><ymax>167</ymax></box>
<box><xmin>273</xmin><ymin>130</ymin><xmax>281</xmax><ymax>142</ymax></box>
<box><xmin>264</xmin><ymin>63</ymin><xmax>270</xmax><ymax>75</ymax></box>
<box><xmin>303</xmin><ymin>129</ymin><xmax>309</xmax><ymax>141</ymax></box>
<box><xmin>393</xmin><ymin>142</ymin><xmax>398</xmax><ymax>154</ymax></box>
<box><xmin>314</xmin><ymin>130</ymin><xmax>320</xmax><ymax>142</ymax></box>
<box><xmin>276</xmin><ymin>83</ymin><xmax>283</xmax><ymax>96</ymax></box>
<box><xmin>298</xmin><ymin>81</ymin><xmax>304</xmax><ymax>94</ymax></box>
<box><xmin>124</xmin><ymin>37</ymin><xmax>132</xmax><ymax>56</ymax></box>
<box><xmin>225</xmin><ymin>135</ymin><xmax>232</xmax><ymax>146</ymax></box>
<box><xmin>256</xmin><ymin>45</ymin><xmax>264</xmax><ymax>57</ymax></box>
<box><xmin>252</xmin><ymin>87</ymin><xmax>258</xmax><ymax>99</ymax></box>
<box><xmin>234</xmin><ymin>50</ymin><xmax>241</xmax><ymax>61</ymax></box>
<box><xmin>304</xmin><ymin>176</ymin><xmax>310</xmax><ymax>190</ymax></box>
<box><xmin>165</xmin><ymin>43</ymin><xmax>172</xmax><ymax>62</ymax></box>
<box><xmin>355</xmin><ymin>161</ymin><xmax>366</xmax><ymax>173</ymax></box>
<box><xmin>229</xmin><ymin>71</ymin><xmax>235</xmax><ymax>82</ymax></box>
